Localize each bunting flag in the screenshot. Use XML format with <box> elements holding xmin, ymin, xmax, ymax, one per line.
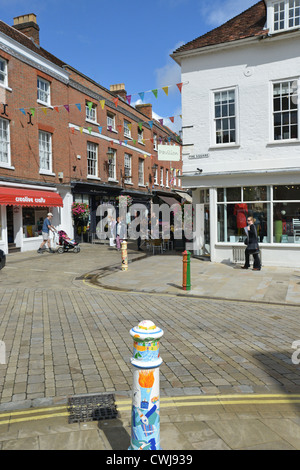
<box><xmin>64</xmin><ymin>105</ymin><xmax>70</xmax><ymax>112</ymax></box>
<box><xmin>113</xmin><ymin>97</ymin><xmax>119</xmax><ymax>107</ymax></box>
<box><xmin>169</xmin><ymin>117</ymin><xmax>174</xmax><ymax>123</ymax></box>
<box><xmin>75</xmin><ymin>103</ymin><xmax>81</xmax><ymax>112</ymax></box>
<box><xmin>54</xmin><ymin>106</ymin><xmax>59</xmax><ymax>112</ymax></box>
<box><xmin>148</xmin><ymin>120</ymin><xmax>153</xmax><ymax>129</ymax></box>
<box><xmin>20</xmin><ymin>108</ymin><xmax>26</xmax><ymax>115</ymax></box>
<box><xmin>100</xmin><ymin>100</ymin><xmax>105</xmax><ymax>109</ymax></box>
<box><xmin>128</xmin><ymin>123</ymin><xmax>132</xmax><ymax>131</ymax></box>
<box><xmin>152</xmin><ymin>89</ymin><xmax>158</xmax><ymax>98</ymax></box>
<box><xmin>88</xmin><ymin>127</ymin><xmax>92</xmax><ymax>134</ymax></box>
<box><xmin>98</xmin><ymin>126</ymin><xmax>102</xmax><ymax>134</ymax></box>
<box><xmin>138</xmin><ymin>122</ymin><xmax>143</xmax><ymax>131</ymax></box>
<box><xmin>162</xmin><ymin>86</ymin><xmax>169</xmax><ymax>96</ymax></box>
<box><xmin>138</xmin><ymin>92</ymin><xmax>145</xmax><ymax>102</ymax></box>
<box><xmin>42</xmin><ymin>108</ymin><xmax>47</xmax><ymax>115</ymax></box>
<box><xmin>177</xmin><ymin>83</ymin><xmax>183</xmax><ymax>93</ymax></box>
<box><xmin>30</xmin><ymin>107</ymin><xmax>35</xmax><ymax>117</ymax></box>
<box><xmin>126</xmin><ymin>95</ymin><xmax>132</xmax><ymax>105</ymax></box>
<box><xmin>80</xmin><ymin>127</ymin><xmax>83</xmax><ymax>134</ymax></box>
<box><xmin>159</xmin><ymin>119</ymin><xmax>164</xmax><ymax>125</ymax></box>
<box><xmin>117</xmin><ymin>125</ymin><xmax>123</xmax><ymax>133</ymax></box>
<box><xmin>87</xmin><ymin>102</ymin><xmax>93</xmax><ymax>111</ymax></box>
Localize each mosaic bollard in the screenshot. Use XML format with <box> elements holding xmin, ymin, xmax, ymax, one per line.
<box><xmin>129</xmin><ymin>320</ymin><xmax>164</xmax><ymax>450</ymax></box>
<box><xmin>121</xmin><ymin>240</ymin><xmax>128</xmax><ymax>271</ymax></box>
<box><xmin>182</xmin><ymin>250</ymin><xmax>191</xmax><ymax>291</ymax></box>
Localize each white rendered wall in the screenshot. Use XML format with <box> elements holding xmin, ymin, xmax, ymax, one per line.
<box><xmin>180</xmin><ymin>35</ymin><xmax>300</xmax><ymax>177</ymax></box>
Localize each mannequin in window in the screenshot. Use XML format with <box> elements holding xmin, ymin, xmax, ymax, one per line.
<box><xmin>234</xmin><ymin>203</ymin><xmax>248</xmax><ymax>235</ymax></box>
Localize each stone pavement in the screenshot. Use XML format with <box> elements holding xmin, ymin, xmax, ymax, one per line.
<box><xmin>0</xmin><ymin>243</ymin><xmax>300</xmax><ymax>450</ymax></box>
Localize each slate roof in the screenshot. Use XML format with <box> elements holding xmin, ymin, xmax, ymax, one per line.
<box><xmin>174</xmin><ymin>1</ymin><xmax>267</xmax><ymax>54</ymax></box>
<box><xmin>0</xmin><ymin>19</ymin><xmax>66</xmax><ymax>68</ymax></box>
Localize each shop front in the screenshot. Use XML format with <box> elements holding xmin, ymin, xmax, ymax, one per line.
<box><xmin>0</xmin><ymin>185</ymin><xmax>64</xmax><ymax>254</ymax></box>
<box><xmin>186</xmin><ymin>173</ymin><xmax>300</xmax><ymax>267</ymax></box>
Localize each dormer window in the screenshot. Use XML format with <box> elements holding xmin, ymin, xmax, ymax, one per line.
<box><xmin>271</xmin><ymin>0</ymin><xmax>300</xmax><ymax>32</ymax></box>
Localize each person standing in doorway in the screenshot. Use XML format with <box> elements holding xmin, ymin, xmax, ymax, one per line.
<box><xmin>37</xmin><ymin>213</ymin><xmax>55</xmax><ymax>253</ymax></box>
<box><xmin>242</xmin><ymin>216</ymin><xmax>261</xmax><ymax>271</ymax></box>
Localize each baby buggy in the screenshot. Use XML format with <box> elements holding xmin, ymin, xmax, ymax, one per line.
<box><xmin>57</xmin><ymin>230</ymin><xmax>80</xmax><ymax>253</ymax></box>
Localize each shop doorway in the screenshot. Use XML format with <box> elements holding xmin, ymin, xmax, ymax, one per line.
<box><xmin>6</xmin><ymin>206</ymin><xmax>14</xmax><ymax>244</ymax></box>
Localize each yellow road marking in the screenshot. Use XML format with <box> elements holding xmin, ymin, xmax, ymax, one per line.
<box><xmin>1</xmin><ymin>394</ymin><xmax>300</xmax><ymax>426</ymax></box>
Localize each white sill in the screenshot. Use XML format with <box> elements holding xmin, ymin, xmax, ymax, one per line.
<box><xmin>0</xmin><ymin>164</ymin><xmax>15</xmax><ymax>170</ymax></box>
<box><xmin>209</xmin><ymin>143</ymin><xmax>240</xmax><ymax>150</ymax></box>
<box><xmin>86</xmin><ymin>119</ymin><xmax>100</xmax><ymax>126</ymax></box>
<box><xmin>108</xmin><ymin>178</ymin><xmax>119</xmax><ymax>183</ymax></box>
<box><xmin>0</xmin><ymin>84</ymin><xmax>12</xmax><ymax>92</ymax></box>
<box><xmin>37</xmin><ymin>99</ymin><xmax>53</xmax><ymax>109</ymax></box>
<box><xmin>87</xmin><ymin>175</ymin><xmax>101</xmax><ymax>181</ymax></box>
<box><xmin>154</xmin><ymin>183</ymin><xmax>159</xmax><ymax>186</ymax></box>
<box><xmin>107</xmin><ymin>127</ymin><xmax>118</xmax><ymax>134</ymax></box>
<box><xmin>267</xmin><ymin>139</ymin><xmax>300</xmax><ymax>146</ymax></box>
<box><xmin>124</xmin><ymin>181</ymin><xmax>133</xmax><ymax>185</ymax></box>
<box><xmin>39</xmin><ymin>170</ymin><xmax>55</xmax><ymax>176</ymax></box>
<box><xmin>138</xmin><ymin>184</ymin><xmax>146</xmax><ymax>187</ymax></box>
<box><xmin>138</xmin><ymin>141</ymin><xmax>145</xmax><ymax>146</ymax></box>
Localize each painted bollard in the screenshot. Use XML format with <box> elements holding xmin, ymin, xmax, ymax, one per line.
<box><xmin>129</xmin><ymin>320</ymin><xmax>164</xmax><ymax>450</ymax></box>
<box><xmin>182</xmin><ymin>250</ymin><xmax>191</xmax><ymax>291</ymax></box>
<box><xmin>121</xmin><ymin>240</ymin><xmax>128</xmax><ymax>271</ymax></box>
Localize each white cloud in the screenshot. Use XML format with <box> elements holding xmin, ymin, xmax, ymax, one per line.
<box><xmin>155</xmin><ymin>41</ymin><xmax>185</xmax><ymax>90</ymax></box>
<box><xmin>200</xmin><ymin>0</ymin><xmax>257</xmax><ymax>28</ymax></box>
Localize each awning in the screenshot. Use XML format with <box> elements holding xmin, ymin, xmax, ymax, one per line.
<box><xmin>0</xmin><ymin>187</ymin><xmax>63</xmax><ymax>207</ymax></box>
<box><xmin>175</xmin><ymin>191</ymin><xmax>192</xmax><ymax>203</ymax></box>
<box><xmin>158</xmin><ymin>195</ymin><xmax>181</xmax><ymax>207</ymax></box>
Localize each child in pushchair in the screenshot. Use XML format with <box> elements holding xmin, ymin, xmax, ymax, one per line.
<box><xmin>57</xmin><ymin>230</ymin><xmax>80</xmax><ymax>253</ymax></box>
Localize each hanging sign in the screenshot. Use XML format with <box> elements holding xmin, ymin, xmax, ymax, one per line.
<box><xmin>158</xmin><ymin>144</ymin><xmax>180</xmax><ymax>161</ymax></box>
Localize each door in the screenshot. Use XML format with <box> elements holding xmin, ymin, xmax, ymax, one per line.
<box><xmin>6</xmin><ymin>206</ymin><xmax>14</xmax><ymax>244</ymax></box>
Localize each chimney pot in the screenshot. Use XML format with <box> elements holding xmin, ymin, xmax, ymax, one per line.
<box><xmin>13</xmin><ymin>13</ymin><xmax>40</xmax><ymax>45</ymax></box>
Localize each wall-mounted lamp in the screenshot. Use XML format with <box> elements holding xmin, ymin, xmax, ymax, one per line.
<box><xmin>197</xmin><ymin>168</ymin><xmax>203</xmax><ymax>173</ymax></box>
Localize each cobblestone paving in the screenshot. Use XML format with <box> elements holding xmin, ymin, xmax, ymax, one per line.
<box><xmin>1</xmin><ymin>285</ymin><xmax>299</xmax><ymax>408</ymax></box>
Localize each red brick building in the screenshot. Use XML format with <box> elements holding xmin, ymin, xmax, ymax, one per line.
<box><xmin>0</xmin><ymin>14</ymin><xmax>183</xmax><ymax>253</ymax></box>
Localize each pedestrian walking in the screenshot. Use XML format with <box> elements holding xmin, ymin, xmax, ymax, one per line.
<box><xmin>115</xmin><ymin>216</ymin><xmax>126</xmax><ymax>251</ymax></box>
<box><xmin>37</xmin><ymin>213</ymin><xmax>56</xmax><ymax>253</ymax></box>
<box><xmin>241</xmin><ymin>216</ymin><xmax>261</xmax><ymax>271</ymax></box>
<box><xmin>108</xmin><ymin>216</ymin><xmax>116</xmax><ymax>247</ymax></box>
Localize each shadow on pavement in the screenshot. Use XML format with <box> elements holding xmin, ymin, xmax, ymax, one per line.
<box><xmin>98</xmin><ymin>418</ymin><xmax>131</xmax><ymax>450</ymax></box>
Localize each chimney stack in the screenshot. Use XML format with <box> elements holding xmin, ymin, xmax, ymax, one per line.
<box><xmin>110</xmin><ymin>83</ymin><xmax>127</xmax><ymax>102</ymax></box>
<box><xmin>135</xmin><ymin>103</ymin><xmax>153</xmax><ymax>120</ymax></box>
<box><xmin>13</xmin><ymin>14</ymin><xmax>40</xmax><ymax>45</ymax></box>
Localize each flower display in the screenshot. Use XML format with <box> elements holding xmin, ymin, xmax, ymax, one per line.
<box><xmin>116</xmin><ymin>195</ymin><xmax>133</xmax><ymax>207</ymax></box>
<box><xmin>71</xmin><ymin>202</ymin><xmax>90</xmax><ymax>225</ymax></box>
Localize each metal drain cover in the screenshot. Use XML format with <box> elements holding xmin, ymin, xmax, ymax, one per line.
<box><xmin>68</xmin><ymin>393</ymin><xmax>118</xmax><ymax>423</ymax></box>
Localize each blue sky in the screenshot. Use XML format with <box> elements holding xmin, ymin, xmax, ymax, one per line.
<box><xmin>0</xmin><ymin>0</ymin><xmax>257</xmax><ymax>132</ymax></box>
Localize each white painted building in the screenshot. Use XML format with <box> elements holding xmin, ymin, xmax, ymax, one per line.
<box><xmin>172</xmin><ymin>0</ymin><xmax>300</xmax><ymax>267</ymax></box>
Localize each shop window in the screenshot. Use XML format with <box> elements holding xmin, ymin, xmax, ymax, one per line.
<box><xmin>218</xmin><ymin>202</ymin><xmax>270</xmax><ymax>243</ymax></box>
<box><xmin>274</xmin><ymin>202</ymin><xmax>300</xmax><ymax>243</ymax></box>
<box><xmin>273</xmin><ymin>185</ymin><xmax>300</xmax><ymax>200</ymax></box>
<box><xmin>22</xmin><ymin>208</ymin><xmax>48</xmax><ymax>238</ymax></box>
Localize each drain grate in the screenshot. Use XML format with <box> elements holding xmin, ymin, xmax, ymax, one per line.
<box><xmin>68</xmin><ymin>393</ymin><xmax>118</xmax><ymax>423</ymax></box>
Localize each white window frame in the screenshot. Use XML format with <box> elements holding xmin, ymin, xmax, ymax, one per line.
<box><xmin>37</xmin><ymin>77</ymin><xmax>51</xmax><ymax>106</ymax></box>
<box><xmin>86</xmin><ymin>102</ymin><xmax>97</xmax><ymax>123</ymax></box>
<box><xmin>0</xmin><ymin>57</ymin><xmax>8</xmax><ymax>88</ymax></box>
<box><xmin>124</xmin><ymin>120</ymin><xmax>131</xmax><ymax>138</ymax></box>
<box><xmin>173</xmin><ymin>168</ymin><xmax>177</xmax><ymax>186</ymax></box>
<box><xmin>212</xmin><ymin>87</ymin><xmax>238</xmax><ymax>147</ymax></box>
<box><xmin>138</xmin><ymin>127</ymin><xmax>144</xmax><ymax>144</ymax></box>
<box><xmin>272</xmin><ymin>78</ymin><xmax>299</xmax><ymax>142</ymax></box>
<box><xmin>138</xmin><ymin>158</ymin><xmax>144</xmax><ymax>185</ymax></box>
<box><xmin>271</xmin><ymin>0</ymin><xmax>300</xmax><ymax>32</ymax></box>
<box><xmin>87</xmin><ymin>142</ymin><xmax>98</xmax><ymax>178</ymax></box>
<box><xmin>0</xmin><ymin>117</ymin><xmax>11</xmax><ymax>167</ymax></box>
<box><xmin>108</xmin><ymin>147</ymin><xmax>117</xmax><ymax>180</ymax></box>
<box><xmin>124</xmin><ymin>153</ymin><xmax>132</xmax><ymax>183</ymax></box>
<box><xmin>160</xmin><ymin>167</ymin><xmax>164</xmax><ymax>186</ymax></box>
<box><xmin>166</xmin><ymin>168</ymin><xmax>169</xmax><ymax>188</ymax></box>
<box><xmin>107</xmin><ymin>112</ymin><xmax>116</xmax><ymax>131</ymax></box>
<box><xmin>39</xmin><ymin>130</ymin><xmax>52</xmax><ymax>173</ymax></box>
